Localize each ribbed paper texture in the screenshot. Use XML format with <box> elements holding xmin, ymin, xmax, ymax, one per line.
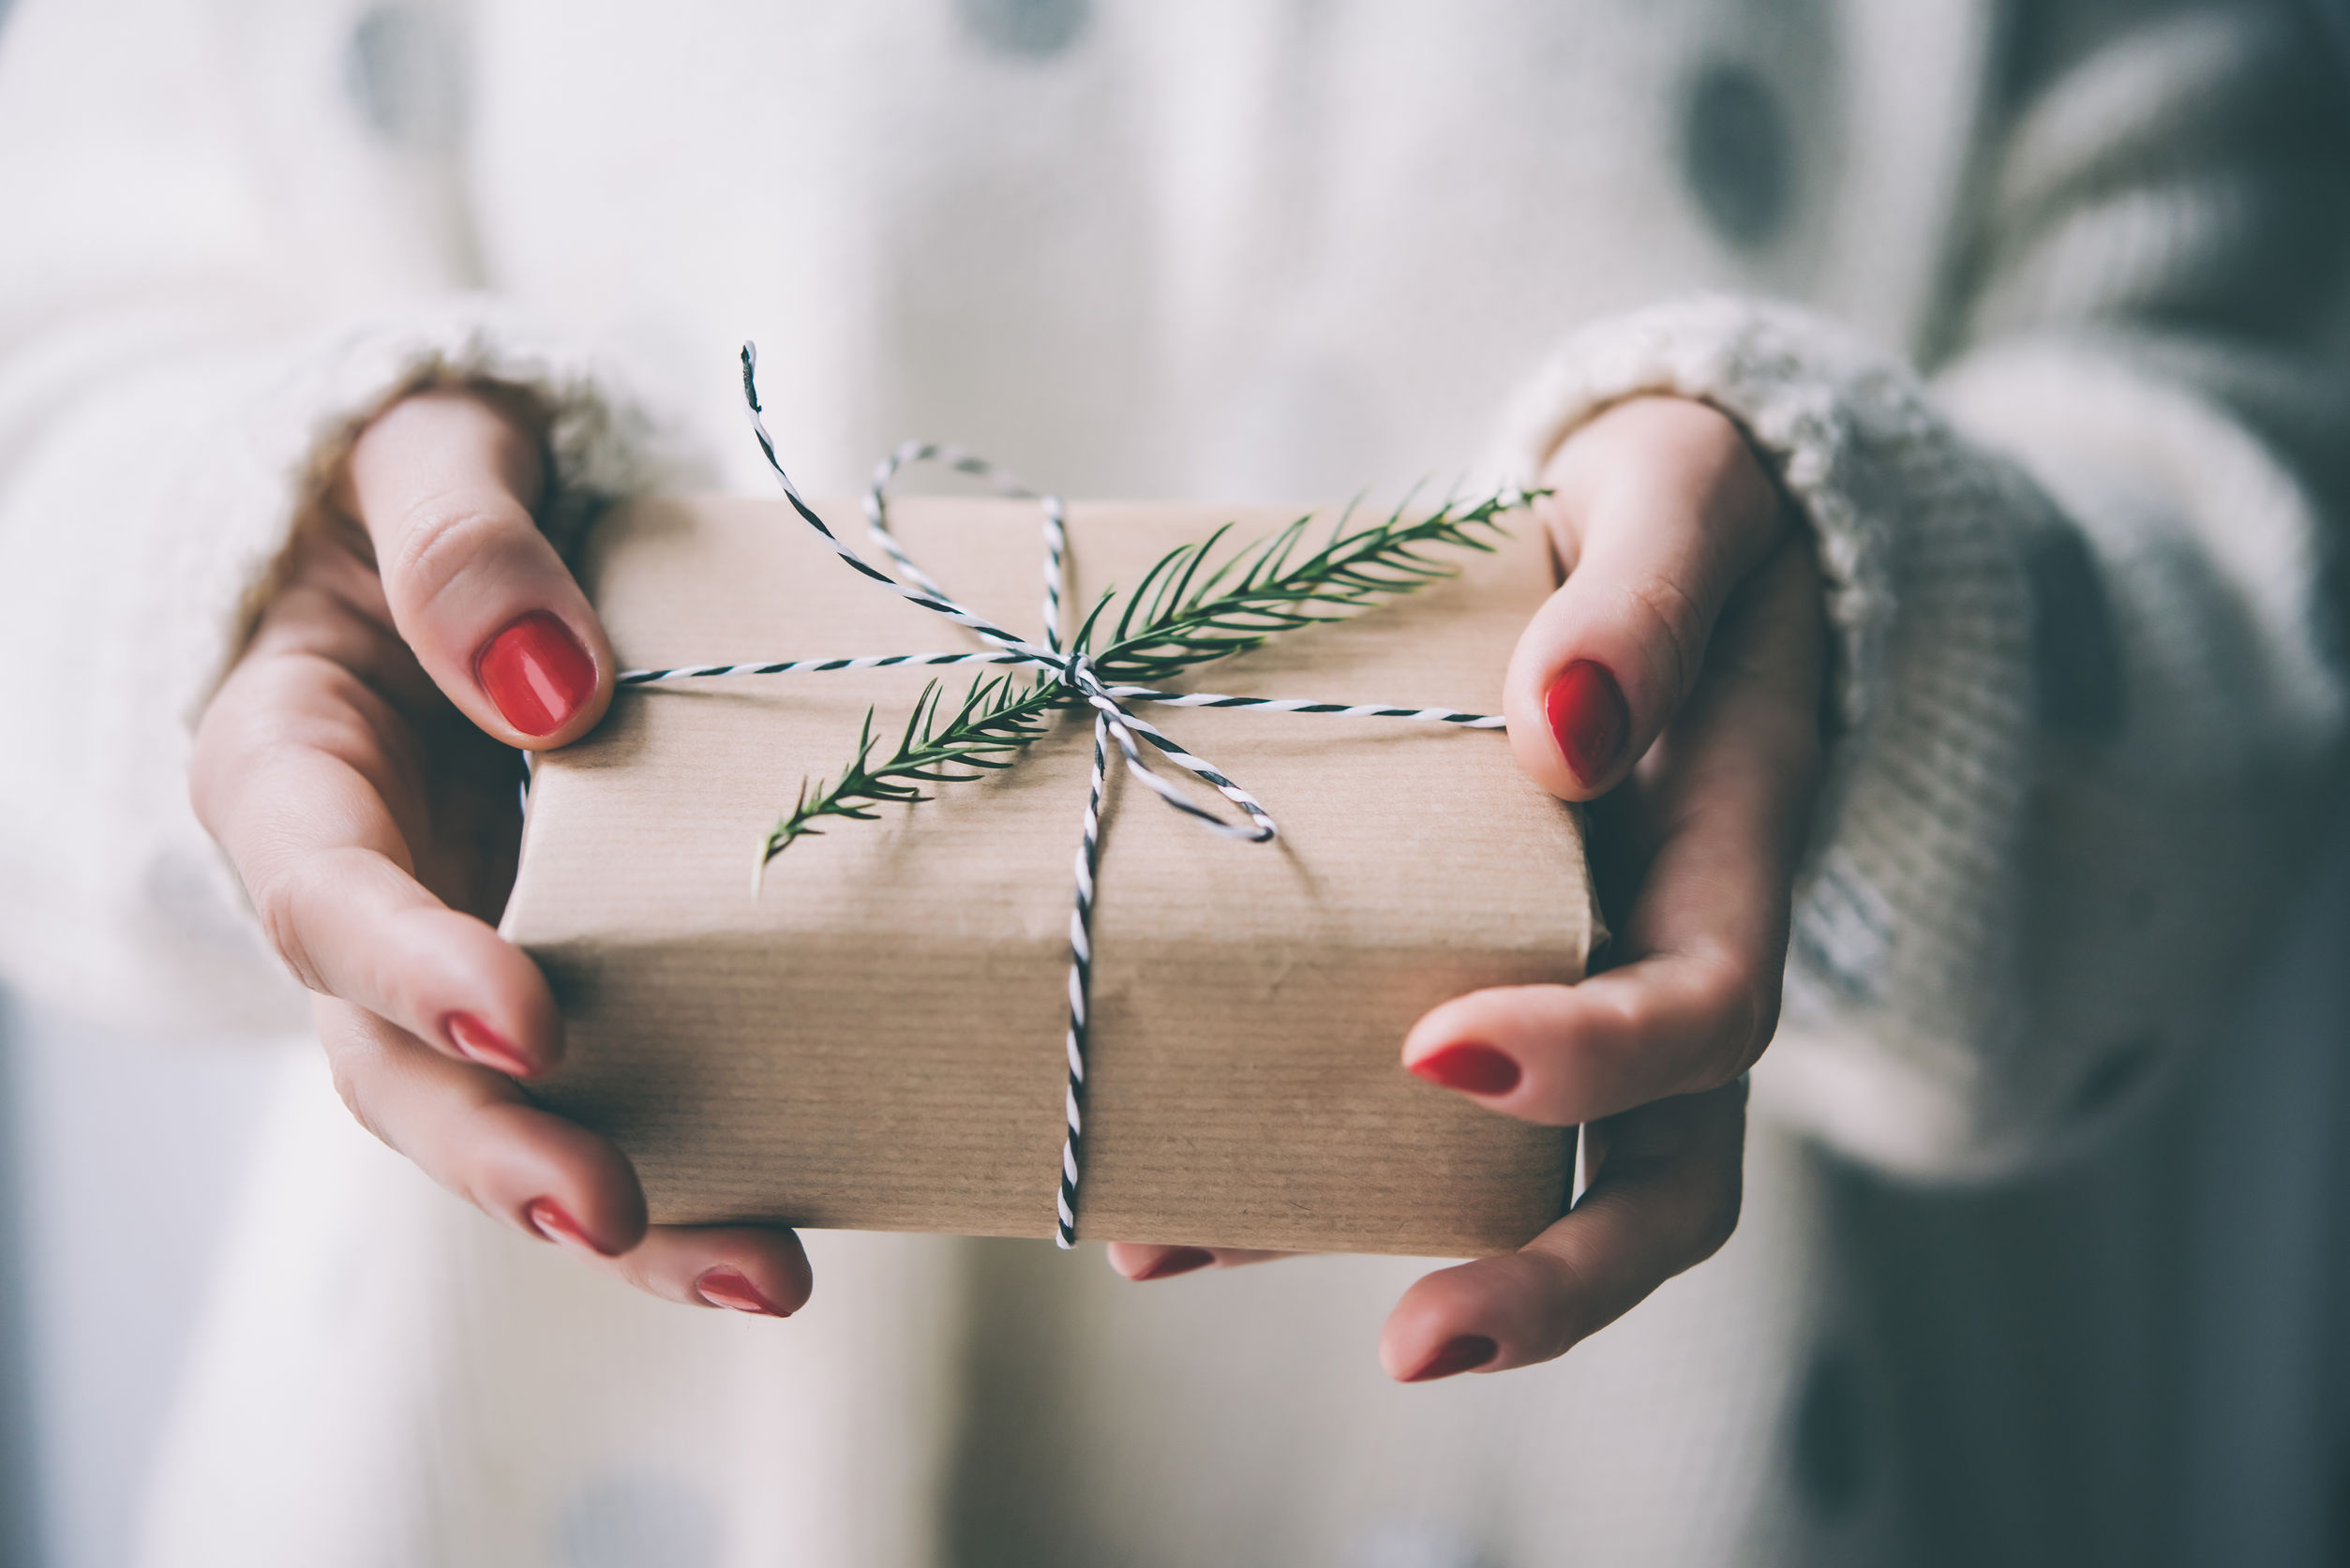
<box><xmin>504</xmin><ymin>495</ymin><xmax>1599</xmax><ymax>1255</ymax></box>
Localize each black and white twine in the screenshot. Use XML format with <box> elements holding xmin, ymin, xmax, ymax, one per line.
<box><xmin>619</xmin><ymin>343</ymin><xmax>1512</xmax><ymax>1247</ymax></box>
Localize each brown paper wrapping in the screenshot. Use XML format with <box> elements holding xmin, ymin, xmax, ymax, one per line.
<box><xmin>502</xmin><ymin>494</ymin><xmax>1601</xmax><ymax>1256</ymax></box>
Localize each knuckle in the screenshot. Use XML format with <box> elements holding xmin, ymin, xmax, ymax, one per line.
<box><xmin>274</xmin><ymin>666</ymin><xmax>388</xmax><ymax>757</ymax></box>
<box><xmin>252</xmin><ymin>865</ymin><xmax>327</xmax><ymax>993</ymax></box>
<box><xmin>326</xmin><ymin>1051</ymin><xmax>364</xmax><ymax>1122</ymax></box>
<box><xmin>186</xmin><ymin>721</ymin><xmax>238</xmax><ymax>836</ymax></box>
<box><xmin>456</xmin><ymin>1182</ymin><xmax>504</xmax><ymax>1228</ymax></box>
<box><xmin>387</xmin><ymin>495</ymin><xmax>519</xmax><ymax>605</ymax></box>
<box><xmin>204</xmin><ymin>653</ymin><xmax>412</xmax><ymax>782</ymax></box>
<box><xmin>325</xmin><ymin>1041</ymin><xmax>396</xmax><ymax>1151</ymax></box>
<box><xmin>608</xmin><ymin>1247</ymin><xmax>666</xmax><ymax>1297</ymax></box>
<box><xmin>1602</xmin><ymin>987</ymin><xmax>1661</xmax><ymax>1048</ymax></box>
<box><xmin>284</xmin><ymin>667</ymin><xmax>429</xmax><ymax>817</ymax></box>
<box><xmin>1514</xmin><ymin>1247</ymin><xmax>1595</xmax><ymax>1362</ymax></box>
<box><xmin>1599</xmin><ymin>979</ymin><xmax>1674</xmax><ymax>1051</ymax></box>
<box><xmin>1693</xmin><ymin>953</ymin><xmax>1779</xmax><ymax>1083</ymax></box>
<box><xmin>1585</xmin><ymin>987</ymin><xmax>1668</xmax><ymax>1080</ymax></box>
<box><xmin>1692</xmin><ymin>1176</ymin><xmax>1743</xmax><ymax>1263</ymax></box>
<box><xmin>1697</xmin><ymin>1130</ymin><xmax>1746</xmax><ymax>1256</ymax></box>
<box><xmin>1618</xmin><ymin>574</ymin><xmax>1708</xmax><ymax>704</ymax></box>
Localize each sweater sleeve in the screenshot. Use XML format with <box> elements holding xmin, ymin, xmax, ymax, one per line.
<box><xmin>0</xmin><ymin>0</ymin><xmax>673</xmax><ymax>1038</ymax></box>
<box><xmin>1494</xmin><ymin>1</ymin><xmax>2350</xmax><ymax>1179</ymax></box>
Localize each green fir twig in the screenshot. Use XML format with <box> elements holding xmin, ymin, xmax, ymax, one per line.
<box><xmin>1086</xmin><ymin>489</ymin><xmax>1521</xmax><ymax>685</ymax></box>
<box><xmin>757</xmin><ymin>490</ymin><xmax>1531</xmax><ymax>878</ymax></box>
<box><xmin>756</xmin><ymin>672</ymin><xmax>1059</xmax><ymax>883</ymax></box>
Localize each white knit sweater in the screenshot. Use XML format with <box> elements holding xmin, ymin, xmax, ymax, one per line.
<box><xmin>1</xmin><ymin>1</ymin><xmax>2345</xmax><ymax>1564</ymax></box>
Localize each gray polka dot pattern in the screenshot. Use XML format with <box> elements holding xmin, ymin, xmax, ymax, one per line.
<box><xmin>556</xmin><ymin>1473</ymin><xmax>725</xmax><ymax>1568</ymax></box>
<box><xmin>2069</xmin><ymin>1035</ymin><xmax>2157</xmax><ymax>1120</ymax></box>
<box><xmin>344</xmin><ymin>3</ymin><xmax>466</xmax><ymax>150</ymax></box>
<box><xmin>1681</xmin><ymin>61</ymin><xmax>1791</xmax><ymax>248</ymax></box>
<box><xmin>957</xmin><ymin>0</ymin><xmax>1089</xmax><ymax>58</ymax></box>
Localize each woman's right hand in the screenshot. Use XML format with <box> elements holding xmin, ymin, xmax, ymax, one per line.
<box><xmin>190</xmin><ymin>387</ymin><xmax>812</xmax><ymax>1319</ymax></box>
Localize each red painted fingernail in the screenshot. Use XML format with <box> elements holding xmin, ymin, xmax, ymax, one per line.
<box><xmin>1135</xmin><ymin>1247</ymin><xmax>1216</xmax><ymax>1281</ymax></box>
<box><xmin>1545</xmin><ymin>660</ymin><xmax>1629</xmax><ymax>787</ymax></box>
<box><xmin>696</xmin><ymin>1266</ymin><xmax>791</xmax><ymax>1318</ymax></box>
<box><xmin>1409</xmin><ymin>1042</ymin><xmax>1522</xmax><ymax>1096</ymax></box>
<box><xmin>445</xmin><ymin>1011</ymin><xmax>532</xmax><ymax>1077</ymax></box>
<box><xmin>1405</xmin><ymin>1335</ymin><xmax>1499</xmax><ymax>1382</ymax></box>
<box><xmin>476</xmin><ymin>610</ymin><xmax>595</xmax><ymax>737</ymax></box>
<box><xmin>524</xmin><ymin>1198</ymin><xmax>615</xmax><ymax>1257</ymax></box>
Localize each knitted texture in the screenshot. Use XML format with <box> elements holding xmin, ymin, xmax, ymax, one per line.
<box><xmin>0</xmin><ymin>299</ymin><xmax>675</xmax><ymax>1038</ymax></box>
<box><xmin>190</xmin><ymin>300</ymin><xmax>680</xmax><ymax>730</ymax></box>
<box><xmin>1499</xmin><ymin>297</ymin><xmax>2073</xmax><ymax>1174</ymax></box>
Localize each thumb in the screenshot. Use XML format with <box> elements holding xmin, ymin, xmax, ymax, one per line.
<box><xmin>1501</xmin><ymin>397</ymin><xmax>1785</xmax><ymax>800</ymax></box>
<box><xmin>343</xmin><ymin>387</ymin><xmax>615</xmax><ymax>748</ymax></box>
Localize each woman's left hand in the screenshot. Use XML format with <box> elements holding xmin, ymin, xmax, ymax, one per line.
<box><xmin>1109</xmin><ymin>396</ymin><xmax>1825</xmax><ymax>1381</ymax></box>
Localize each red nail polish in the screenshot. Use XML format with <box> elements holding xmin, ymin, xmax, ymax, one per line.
<box><xmin>1405</xmin><ymin>1335</ymin><xmax>1499</xmax><ymax>1382</ymax></box>
<box><xmin>1135</xmin><ymin>1247</ymin><xmax>1215</xmax><ymax>1281</ymax></box>
<box><xmin>1544</xmin><ymin>660</ymin><xmax>1628</xmax><ymax>787</ymax></box>
<box><xmin>445</xmin><ymin>1011</ymin><xmax>532</xmax><ymax>1077</ymax></box>
<box><xmin>476</xmin><ymin>610</ymin><xmax>595</xmax><ymax>737</ymax></box>
<box><xmin>1409</xmin><ymin>1042</ymin><xmax>1522</xmax><ymax>1096</ymax></box>
<box><xmin>696</xmin><ymin>1266</ymin><xmax>791</xmax><ymax>1317</ymax></box>
<box><xmin>525</xmin><ymin>1198</ymin><xmax>614</xmax><ymax>1257</ymax></box>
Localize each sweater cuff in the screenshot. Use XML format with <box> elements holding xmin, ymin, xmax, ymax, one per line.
<box><xmin>1495</xmin><ymin>296</ymin><xmax>2067</xmax><ymax>1173</ymax></box>
<box><xmin>166</xmin><ymin>299</ymin><xmax>680</xmax><ymax>735</ymax></box>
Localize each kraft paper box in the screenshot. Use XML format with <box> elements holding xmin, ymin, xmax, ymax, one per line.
<box><xmin>502</xmin><ymin>494</ymin><xmax>1602</xmax><ymax>1256</ymax></box>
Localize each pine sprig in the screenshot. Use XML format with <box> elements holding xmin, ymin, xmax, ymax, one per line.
<box><xmin>757</xmin><ymin>490</ymin><xmax>1529</xmax><ymax>876</ymax></box>
<box><xmin>756</xmin><ymin>672</ymin><xmax>1060</xmax><ymax>877</ymax></box>
<box><xmin>1087</xmin><ymin>492</ymin><xmax>1519</xmax><ymax>685</ymax></box>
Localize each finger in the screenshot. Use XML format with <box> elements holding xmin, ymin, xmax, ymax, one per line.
<box><xmin>1504</xmin><ymin>396</ymin><xmax>1785</xmax><ymax>799</ymax></box>
<box><xmin>193</xmin><ymin>652</ymin><xmax>561</xmax><ymax>1076</ymax></box>
<box><xmin>319</xmin><ymin>996</ymin><xmax>644</xmax><ymax>1253</ymax></box>
<box><xmin>321</xmin><ymin>999</ymin><xmax>811</xmax><ymax>1314</ymax></box>
<box><xmin>344</xmin><ymin>388</ymin><xmax>615</xmax><ymax>749</ymax></box>
<box><xmin>1379</xmin><ymin>1081</ymin><xmax>1745</xmax><ymax>1381</ymax></box>
<box><xmin>603</xmin><ymin>1226</ymin><xmax>815</xmax><ymax>1318</ymax></box>
<box><xmin>1407</xmin><ymin>535</ymin><xmax>1824</xmax><ymax>1122</ymax></box>
<box><xmin>1103</xmin><ymin>1243</ymin><xmax>1295</xmax><ymax>1281</ymax></box>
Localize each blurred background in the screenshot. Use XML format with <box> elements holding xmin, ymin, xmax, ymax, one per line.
<box><xmin>0</xmin><ymin>1006</ymin><xmax>278</xmax><ymax>1568</ymax></box>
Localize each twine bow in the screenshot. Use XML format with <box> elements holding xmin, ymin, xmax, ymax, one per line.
<box><xmin>616</xmin><ymin>344</ymin><xmax>1521</xmax><ymax>1246</ymax></box>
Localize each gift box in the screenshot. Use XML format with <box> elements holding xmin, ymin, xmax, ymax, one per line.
<box><xmin>503</xmin><ymin>492</ymin><xmax>1602</xmax><ymax>1256</ymax></box>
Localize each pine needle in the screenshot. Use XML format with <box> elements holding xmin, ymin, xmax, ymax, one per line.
<box><xmin>759</xmin><ymin>674</ymin><xmax>1061</xmax><ymax>861</ymax></box>
<box><xmin>756</xmin><ymin>490</ymin><xmax>1531</xmax><ymax>874</ymax></box>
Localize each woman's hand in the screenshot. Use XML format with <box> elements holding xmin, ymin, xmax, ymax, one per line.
<box><xmin>1110</xmin><ymin>396</ymin><xmax>1825</xmax><ymax>1379</ymax></box>
<box><xmin>190</xmin><ymin>387</ymin><xmax>812</xmax><ymax>1318</ymax></box>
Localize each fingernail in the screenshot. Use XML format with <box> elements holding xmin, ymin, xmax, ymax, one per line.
<box><xmin>476</xmin><ymin>610</ymin><xmax>595</xmax><ymax>737</ymax></box>
<box><xmin>1135</xmin><ymin>1247</ymin><xmax>1216</xmax><ymax>1281</ymax></box>
<box><xmin>525</xmin><ymin>1198</ymin><xmax>615</xmax><ymax>1257</ymax></box>
<box><xmin>445</xmin><ymin>1011</ymin><xmax>532</xmax><ymax>1078</ymax></box>
<box><xmin>696</xmin><ymin>1266</ymin><xmax>791</xmax><ymax>1317</ymax></box>
<box><xmin>1409</xmin><ymin>1041</ymin><xmax>1522</xmax><ymax>1096</ymax></box>
<box><xmin>1405</xmin><ymin>1335</ymin><xmax>1499</xmax><ymax>1382</ymax></box>
<box><xmin>1544</xmin><ymin>660</ymin><xmax>1628</xmax><ymax>787</ymax></box>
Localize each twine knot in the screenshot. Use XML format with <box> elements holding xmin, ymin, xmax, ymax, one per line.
<box><xmin>610</xmin><ymin>344</ymin><xmax>1516</xmax><ymax>1246</ymax></box>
